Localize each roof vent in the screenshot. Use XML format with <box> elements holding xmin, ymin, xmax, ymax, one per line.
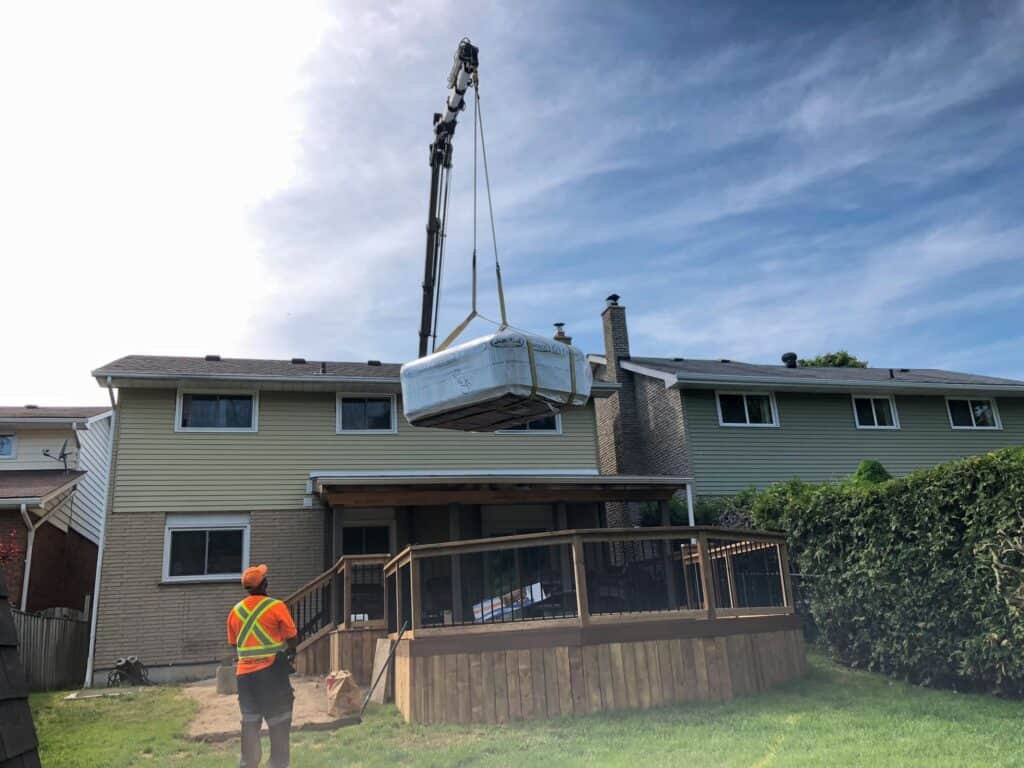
<box><xmin>552</xmin><ymin>322</ymin><xmax>572</xmax><ymax>345</ymax></box>
<box><xmin>291</xmin><ymin>357</ymin><xmax>307</xmax><ymax>365</ymax></box>
<box><xmin>781</xmin><ymin>352</ymin><xmax>798</xmax><ymax>369</ymax></box>
<box><xmin>24</xmin><ymin>404</ymin><xmax>39</xmax><ymax>409</ymax></box>
<box><xmin>320</xmin><ymin>362</ymin><xmax>327</xmax><ymax>374</ymax></box>
<box><xmin>888</xmin><ymin>368</ymin><xmax>895</xmax><ymax>379</ymax></box>
<box><xmin>605</xmin><ymin>293</ymin><xmax>620</xmax><ymax>307</ymax></box>
<box><xmin>367</xmin><ymin>360</ymin><xmax>382</xmax><ymax>366</ymax></box>
<box><xmin>899</xmin><ymin>368</ymin><xmax>910</xmax><ymax>373</ymax></box>
<box><xmin>204</xmin><ymin>354</ymin><xmax>221</xmax><ymax>362</ymax></box>
<box><xmin>672</xmin><ymin>357</ymin><xmax>685</xmax><ymax>362</ymax></box>
<box><xmin>720</xmin><ymin>359</ymin><xmax>732</xmax><ymax>364</ymax></box>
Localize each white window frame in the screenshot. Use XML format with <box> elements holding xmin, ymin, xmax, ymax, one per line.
<box><xmin>945</xmin><ymin>396</ymin><xmax>1003</xmax><ymax>431</ymax></box>
<box><xmin>0</xmin><ymin>433</ymin><xmax>15</xmax><ymax>460</ymax></box>
<box><xmin>162</xmin><ymin>513</ymin><xmax>251</xmax><ymax>583</ymax></box>
<box><xmin>174</xmin><ymin>388</ymin><xmax>259</xmax><ymax>433</ymax></box>
<box><xmin>715</xmin><ymin>391</ymin><xmax>780</xmax><ymax>428</ymax></box>
<box><xmin>851</xmin><ymin>394</ymin><xmax>901</xmax><ymax>430</ymax></box>
<box><xmin>335</xmin><ymin>393</ymin><xmax>398</xmax><ymax>435</ymax></box>
<box><xmin>496</xmin><ymin>413</ymin><xmax>563</xmax><ymax>435</ymax></box>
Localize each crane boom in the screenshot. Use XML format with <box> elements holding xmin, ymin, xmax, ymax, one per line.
<box><xmin>417</xmin><ymin>39</ymin><xmax>479</xmax><ymax>358</ymax></box>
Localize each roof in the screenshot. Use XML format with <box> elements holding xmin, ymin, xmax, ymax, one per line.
<box><xmin>0</xmin><ymin>470</ymin><xmax>86</xmax><ymax>503</ymax></box>
<box><xmin>608</xmin><ymin>356</ymin><xmax>1024</xmax><ymax>394</ymax></box>
<box><xmin>92</xmin><ymin>354</ymin><xmax>619</xmax><ymax>396</ymax></box>
<box><xmin>0</xmin><ymin>406</ymin><xmax>110</xmax><ymax>420</ymax></box>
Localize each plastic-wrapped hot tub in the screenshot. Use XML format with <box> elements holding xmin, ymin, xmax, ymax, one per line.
<box><xmin>401</xmin><ymin>329</ymin><xmax>593</xmax><ymax>431</ymax></box>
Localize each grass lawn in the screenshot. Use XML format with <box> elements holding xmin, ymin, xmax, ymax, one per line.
<box><xmin>31</xmin><ymin>653</ymin><xmax>1024</xmax><ymax>767</ymax></box>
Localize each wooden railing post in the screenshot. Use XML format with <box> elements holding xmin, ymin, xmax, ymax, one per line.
<box><xmin>659</xmin><ymin>500</ymin><xmax>679</xmax><ymax>609</ymax></box>
<box><xmin>777</xmin><ymin>541</ymin><xmax>795</xmax><ymax>612</ymax></box>
<box><xmin>696</xmin><ymin>532</ymin><xmax>716</xmax><ymax>620</ymax></box>
<box><xmin>329</xmin><ymin>564</ymin><xmax>340</xmax><ymax>628</ymax></box>
<box><xmin>342</xmin><ymin>562</ymin><xmax>352</xmax><ymax>631</ymax></box>
<box><xmin>449</xmin><ymin>504</ymin><xmax>463</xmax><ymax>625</ymax></box>
<box><xmin>724</xmin><ymin>553</ymin><xmax>738</xmax><ymax>610</ymax></box>
<box><xmin>571</xmin><ymin>536</ymin><xmax>591</xmax><ymax>627</ymax></box>
<box><xmin>410</xmin><ymin>557</ymin><xmax>422</xmax><ymax>631</ymax></box>
<box><xmin>394</xmin><ymin>564</ymin><xmax>404</xmax><ymax>632</ymax></box>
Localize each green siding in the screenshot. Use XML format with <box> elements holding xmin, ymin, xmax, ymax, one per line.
<box><xmin>684</xmin><ymin>389</ymin><xmax>1024</xmax><ymax>496</ymax></box>
<box><xmin>111</xmin><ymin>388</ymin><xmax>599</xmax><ymax>513</ymax></box>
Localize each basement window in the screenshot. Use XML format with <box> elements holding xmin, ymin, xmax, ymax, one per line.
<box><xmin>947</xmin><ymin>398</ymin><xmax>1001</xmax><ymax>430</ymax></box>
<box><xmin>852</xmin><ymin>396</ymin><xmax>899</xmax><ymax>429</ymax></box>
<box><xmin>498</xmin><ymin>413</ymin><xmax>562</xmax><ymax>434</ymax></box>
<box><xmin>0</xmin><ymin>434</ymin><xmax>14</xmax><ymax>459</ymax></box>
<box><xmin>336</xmin><ymin>394</ymin><xmax>397</xmax><ymax>434</ymax></box>
<box><xmin>163</xmin><ymin>514</ymin><xmax>250</xmax><ymax>582</ymax></box>
<box><xmin>176</xmin><ymin>391</ymin><xmax>257</xmax><ymax>432</ymax></box>
<box><xmin>716</xmin><ymin>392</ymin><xmax>779</xmax><ymax>427</ymax></box>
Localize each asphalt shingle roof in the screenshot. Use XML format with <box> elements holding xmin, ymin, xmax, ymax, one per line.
<box><xmin>0</xmin><ymin>406</ymin><xmax>110</xmax><ymax>419</ymax></box>
<box><xmin>93</xmin><ymin>355</ymin><xmax>402</xmax><ymax>380</ymax></box>
<box><xmin>0</xmin><ymin>470</ymin><xmax>86</xmax><ymax>500</ymax></box>
<box><xmin>627</xmin><ymin>357</ymin><xmax>1024</xmax><ymax>388</ymax></box>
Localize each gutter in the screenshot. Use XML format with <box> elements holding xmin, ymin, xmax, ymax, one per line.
<box><xmin>92</xmin><ymin>370</ymin><xmax>402</xmax><ymax>385</ymax></box>
<box><xmin>667</xmin><ymin>372</ymin><xmax>1024</xmax><ymax>394</ymax></box>
<box><xmin>85</xmin><ymin>378</ymin><xmax>118</xmax><ymax>688</ymax></box>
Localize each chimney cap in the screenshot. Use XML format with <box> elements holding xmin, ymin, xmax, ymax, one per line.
<box><xmin>781</xmin><ymin>352</ymin><xmax>798</xmax><ymax>368</ymax></box>
<box><xmin>553</xmin><ymin>322</ymin><xmax>565</xmax><ymax>331</ymax></box>
<box><xmin>605</xmin><ymin>293</ymin><xmax>620</xmax><ymax>307</ymax></box>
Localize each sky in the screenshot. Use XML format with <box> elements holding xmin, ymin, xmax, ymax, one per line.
<box><xmin>2</xmin><ymin>0</ymin><xmax>1023</xmax><ymax>405</ymax></box>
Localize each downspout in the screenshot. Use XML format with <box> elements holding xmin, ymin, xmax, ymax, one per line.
<box><xmin>685</xmin><ymin>483</ymin><xmax>696</xmax><ymax>528</ymax></box>
<box><xmin>84</xmin><ymin>378</ymin><xmax>117</xmax><ymax>688</ymax></box>
<box><xmin>18</xmin><ymin>504</ymin><xmax>33</xmax><ymax>611</ymax></box>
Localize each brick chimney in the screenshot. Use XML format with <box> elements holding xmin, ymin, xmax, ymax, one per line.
<box><xmin>601</xmin><ymin>294</ymin><xmax>629</xmax><ymax>382</ymax></box>
<box><xmin>597</xmin><ymin>294</ymin><xmax>642</xmax><ymax>492</ymax></box>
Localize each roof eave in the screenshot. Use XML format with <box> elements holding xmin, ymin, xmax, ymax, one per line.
<box><xmin>93</xmin><ymin>371</ymin><xmax>402</xmax><ymax>387</ymax></box>
<box><xmin>668</xmin><ymin>372</ymin><xmax>1024</xmax><ymax>394</ymax></box>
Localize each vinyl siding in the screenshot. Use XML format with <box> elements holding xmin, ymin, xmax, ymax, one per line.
<box><xmin>111</xmin><ymin>388</ymin><xmax>600</xmax><ymax>513</ymax></box>
<box><xmin>684</xmin><ymin>389</ymin><xmax>1024</xmax><ymax>496</ymax></box>
<box><xmin>0</xmin><ymin>428</ymin><xmax>76</xmax><ymax>470</ymax></box>
<box><xmin>73</xmin><ymin>415</ymin><xmax>112</xmax><ymax>543</ymax></box>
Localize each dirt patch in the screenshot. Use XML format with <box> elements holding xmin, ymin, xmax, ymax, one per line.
<box><xmin>183</xmin><ymin>675</ymin><xmax>362</xmax><ymax>741</ymax></box>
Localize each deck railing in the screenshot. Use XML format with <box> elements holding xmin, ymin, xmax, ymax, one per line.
<box><xmin>383</xmin><ymin>527</ymin><xmax>792</xmax><ymax>635</ymax></box>
<box><xmin>284</xmin><ymin>554</ymin><xmax>390</xmax><ymax>644</ymax></box>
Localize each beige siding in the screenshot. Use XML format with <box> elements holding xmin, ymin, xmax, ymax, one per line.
<box><xmin>685</xmin><ymin>390</ymin><xmax>1024</xmax><ymax>496</ymax></box>
<box><xmin>111</xmin><ymin>389</ymin><xmax>600</xmax><ymax>513</ymax></box>
<box><xmin>0</xmin><ymin>428</ymin><xmax>76</xmax><ymax>471</ymax></box>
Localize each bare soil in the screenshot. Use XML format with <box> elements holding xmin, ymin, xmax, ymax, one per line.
<box><xmin>183</xmin><ymin>675</ymin><xmax>360</xmax><ymax>741</ymax></box>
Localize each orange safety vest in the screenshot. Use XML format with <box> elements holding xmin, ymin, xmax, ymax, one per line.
<box><xmin>227</xmin><ymin>596</ymin><xmax>296</xmax><ymax>675</ymax></box>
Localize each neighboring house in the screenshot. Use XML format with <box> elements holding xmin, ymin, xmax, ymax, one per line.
<box><xmin>591</xmin><ymin>294</ymin><xmax>1024</xmax><ymax>503</ymax></box>
<box><xmin>0</xmin><ymin>406</ymin><xmax>113</xmax><ymax>613</ymax></box>
<box><xmin>89</xmin><ymin>350</ymin><xmax>688</xmax><ymax>683</ymax></box>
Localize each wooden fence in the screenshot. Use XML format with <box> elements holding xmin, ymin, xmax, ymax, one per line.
<box><xmin>11</xmin><ymin>609</ymin><xmax>90</xmax><ymax>691</ymax></box>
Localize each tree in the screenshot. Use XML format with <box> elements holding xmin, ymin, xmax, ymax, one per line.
<box><xmin>798</xmin><ymin>350</ymin><xmax>868</xmax><ymax>368</ymax></box>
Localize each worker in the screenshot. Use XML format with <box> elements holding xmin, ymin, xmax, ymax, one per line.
<box><xmin>227</xmin><ymin>564</ymin><xmax>299</xmax><ymax>768</ymax></box>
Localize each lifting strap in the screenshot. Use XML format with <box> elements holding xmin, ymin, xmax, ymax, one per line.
<box><xmin>233</xmin><ymin>597</ymin><xmax>286</xmax><ymax>660</ymax></box>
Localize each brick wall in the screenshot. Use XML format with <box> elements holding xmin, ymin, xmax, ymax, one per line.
<box><xmin>93</xmin><ymin>507</ymin><xmax>325</xmax><ymax>674</ymax></box>
<box><xmin>0</xmin><ymin>512</ymin><xmax>97</xmax><ymax>612</ymax></box>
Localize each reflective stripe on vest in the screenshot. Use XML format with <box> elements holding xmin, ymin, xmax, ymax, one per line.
<box><xmin>233</xmin><ymin>597</ymin><xmax>286</xmax><ymax>660</ymax></box>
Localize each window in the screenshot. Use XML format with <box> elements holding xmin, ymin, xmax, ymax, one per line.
<box><xmin>852</xmin><ymin>396</ymin><xmax>899</xmax><ymax>429</ymax></box>
<box><xmin>342</xmin><ymin>526</ymin><xmax>391</xmax><ymax>555</ymax></box>
<box><xmin>336</xmin><ymin>394</ymin><xmax>397</xmax><ymax>433</ymax></box>
<box><xmin>176</xmin><ymin>391</ymin><xmax>257</xmax><ymax>432</ymax></box>
<box><xmin>947</xmin><ymin>398</ymin><xmax>1001</xmax><ymax>430</ymax></box>
<box><xmin>716</xmin><ymin>392</ymin><xmax>778</xmax><ymax>427</ymax></box>
<box><xmin>0</xmin><ymin>434</ymin><xmax>14</xmax><ymax>459</ymax></box>
<box><xmin>498</xmin><ymin>413</ymin><xmax>562</xmax><ymax>434</ymax></box>
<box><xmin>163</xmin><ymin>514</ymin><xmax>250</xmax><ymax>582</ymax></box>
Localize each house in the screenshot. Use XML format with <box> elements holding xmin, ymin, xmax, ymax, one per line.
<box><xmin>87</xmin><ymin>350</ymin><xmax>806</xmax><ymax>720</ymax></box>
<box><xmin>591</xmin><ymin>294</ymin><xmax>1024</xmax><ymax>505</ymax></box>
<box><xmin>0</xmin><ymin>406</ymin><xmax>113</xmax><ymax>613</ymax></box>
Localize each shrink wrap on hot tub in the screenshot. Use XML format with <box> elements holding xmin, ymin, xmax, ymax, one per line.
<box><xmin>401</xmin><ymin>329</ymin><xmax>593</xmax><ymax>431</ymax></box>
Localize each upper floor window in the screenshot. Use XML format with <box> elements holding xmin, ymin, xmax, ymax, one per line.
<box><xmin>163</xmin><ymin>513</ymin><xmax>250</xmax><ymax>582</ymax></box>
<box><xmin>337</xmin><ymin>394</ymin><xmax>397</xmax><ymax>434</ymax></box>
<box><xmin>498</xmin><ymin>413</ymin><xmax>562</xmax><ymax>434</ymax></box>
<box><xmin>717</xmin><ymin>392</ymin><xmax>778</xmax><ymax>427</ymax></box>
<box><xmin>852</xmin><ymin>396</ymin><xmax>899</xmax><ymax>429</ymax></box>
<box><xmin>176</xmin><ymin>391</ymin><xmax>258</xmax><ymax>432</ymax></box>
<box><xmin>947</xmin><ymin>398</ymin><xmax>1001</xmax><ymax>430</ymax></box>
<box><xmin>0</xmin><ymin>434</ymin><xmax>14</xmax><ymax>459</ymax></box>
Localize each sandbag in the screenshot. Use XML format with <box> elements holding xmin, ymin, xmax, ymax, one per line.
<box><xmin>401</xmin><ymin>329</ymin><xmax>592</xmax><ymax>431</ymax></box>
<box><xmin>325</xmin><ymin>671</ymin><xmax>362</xmax><ymax>718</ymax></box>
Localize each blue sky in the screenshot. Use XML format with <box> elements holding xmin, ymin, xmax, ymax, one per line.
<box><xmin>3</xmin><ymin>1</ymin><xmax>1023</xmax><ymax>403</ymax></box>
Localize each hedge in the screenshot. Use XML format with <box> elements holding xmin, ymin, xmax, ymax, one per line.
<box><xmin>749</xmin><ymin>448</ymin><xmax>1024</xmax><ymax>695</ymax></box>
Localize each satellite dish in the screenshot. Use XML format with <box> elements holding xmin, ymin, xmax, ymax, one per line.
<box><xmin>42</xmin><ymin>439</ymin><xmax>72</xmax><ymax>471</ymax></box>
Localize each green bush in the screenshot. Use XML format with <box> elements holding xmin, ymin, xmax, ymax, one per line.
<box><xmin>762</xmin><ymin>448</ymin><xmax>1024</xmax><ymax>695</ymax></box>
<box><xmin>850</xmin><ymin>459</ymin><xmax>892</xmax><ymax>485</ymax></box>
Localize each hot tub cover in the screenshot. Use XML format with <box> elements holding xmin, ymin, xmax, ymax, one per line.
<box><xmin>401</xmin><ymin>329</ymin><xmax>592</xmax><ymax>431</ymax></box>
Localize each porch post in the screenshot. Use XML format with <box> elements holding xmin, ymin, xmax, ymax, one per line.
<box><xmin>695</xmin><ymin>532</ymin><xmax>716</xmax><ymax>620</ymax></box>
<box><xmin>555</xmin><ymin>502</ymin><xmax>573</xmax><ymax>597</ymax></box>
<box><xmin>410</xmin><ymin>557</ymin><xmax>422</xmax><ymax>631</ymax></box>
<box><xmin>659</xmin><ymin>500</ymin><xmax>679</xmax><ymax>609</ymax></box>
<box><xmin>571</xmin><ymin>536</ymin><xmax>591</xmax><ymax>627</ymax></box>
<box><xmin>449</xmin><ymin>504</ymin><xmax>463</xmax><ymax>624</ymax></box>
<box><xmin>342</xmin><ymin>561</ymin><xmax>352</xmax><ymax>631</ymax></box>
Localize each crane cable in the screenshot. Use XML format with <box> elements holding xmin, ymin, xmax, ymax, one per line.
<box><xmin>436</xmin><ymin>77</ymin><xmax>510</xmax><ymax>352</ymax></box>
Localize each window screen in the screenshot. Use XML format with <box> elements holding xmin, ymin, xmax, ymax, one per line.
<box><xmin>339</xmin><ymin>397</ymin><xmax>394</xmax><ymax>431</ymax></box>
<box><xmin>853</xmin><ymin>397</ymin><xmax>897</xmax><ymax>428</ymax></box>
<box><xmin>168</xmin><ymin>528</ymin><xmax>245</xmax><ymax>577</ymax></box>
<box><xmin>180</xmin><ymin>394</ymin><xmax>254</xmax><ymax>429</ymax></box>
<box><xmin>718</xmin><ymin>393</ymin><xmax>777</xmax><ymax>426</ymax></box>
<box><xmin>948</xmin><ymin>398</ymin><xmax>998</xmax><ymax>429</ymax></box>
